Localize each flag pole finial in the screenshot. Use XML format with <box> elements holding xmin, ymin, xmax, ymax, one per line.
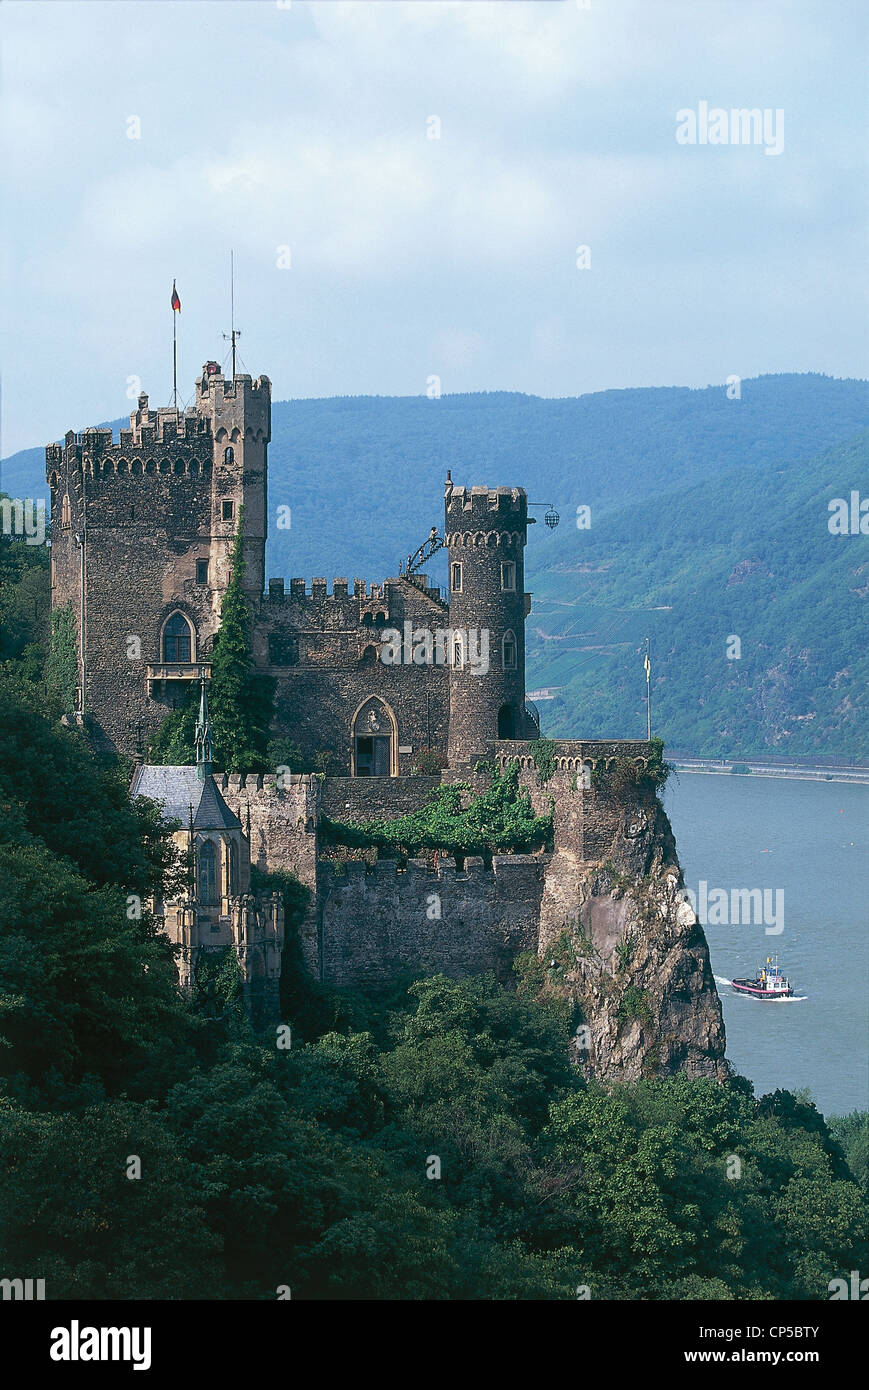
<box><xmin>171</xmin><ymin>279</ymin><xmax>181</xmax><ymax>410</ymax></box>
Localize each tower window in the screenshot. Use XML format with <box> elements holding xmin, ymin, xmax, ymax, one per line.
<box><xmin>224</xmin><ymin>446</ymin><xmax>235</xmax><ymax>464</ymax></box>
<box><xmin>196</xmin><ymin>560</ymin><xmax>209</xmax><ymax>585</ymax></box>
<box><xmin>501</xmin><ymin>561</ymin><xmax>516</xmax><ymax>591</ymax></box>
<box><xmin>197</xmin><ymin>839</ymin><xmax>218</xmax><ymax>906</ymax></box>
<box><xmin>451</xmin><ymin>562</ymin><xmax>463</xmax><ymax>593</ymax></box>
<box><xmin>452</xmin><ymin>634</ymin><xmax>464</xmax><ymax>669</ymax></box>
<box><xmin>163</xmin><ymin>612</ymin><xmax>193</xmax><ymax>663</ymax></box>
<box><xmin>222</xmin><ymin>500</ymin><xmax>235</xmax><ymax>521</ymax></box>
<box><xmin>60</xmin><ymin>494</ymin><xmax>71</xmax><ymax>528</ymax></box>
<box><xmin>502</xmin><ymin>631</ymin><xmax>517</xmax><ymax>669</ymax></box>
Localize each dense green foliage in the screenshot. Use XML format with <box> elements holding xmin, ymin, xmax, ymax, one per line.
<box><xmin>45</xmin><ymin>603</ymin><xmax>79</xmax><ymax>715</ymax></box>
<box><xmin>0</xmin><ymin>671</ymin><xmax>196</xmax><ymax>1097</ymax></box>
<box><xmin>147</xmin><ymin>681</ymin><xmax>199</xmax><ymax>766</ymax></box>
<box><xmin>209</xmin><ymin>521</ymin><xmax>273</xmax><ymax>772</ymax></box>
<box><xmin>322</xmin><ymin>760</ymin><xmax>553</xmax><ymax>859</ymax></box>
<box><xmin>828</xmin><ymin>1111</ymin><xmax>869</xmax><ymax>1191</ymax></box>
<box><xmin>0</xmin><ymin>531</ymin><xmax>866</xmax><ymax>1302</ymax></box>
<box><xmin>0</xmin><ymin>520</ymin><xmax>49</xmax><ymax>688</ymax></box>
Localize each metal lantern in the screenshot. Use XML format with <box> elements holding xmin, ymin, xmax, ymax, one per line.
<box><xmin>544</xmin><ymin>506</ymin><xmax>560</xmax><ymax>529</ymax></box>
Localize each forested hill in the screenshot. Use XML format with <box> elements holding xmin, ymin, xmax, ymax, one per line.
<box><xmin>4</xmin><ymin>373</ymin><xmax>869</xmax><ymax>582</ymax></box>
<box><xmin>526</xmin><ymin>430</ymin><xmax>869</xmax><ymax>761</ymax></box>
<box><xmin>3</xmin><ymin>372</ymin><xmax>868</xmax><ymax>757</ymax></box>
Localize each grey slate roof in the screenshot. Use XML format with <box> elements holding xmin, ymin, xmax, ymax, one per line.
<box><xmin>130</xmin><ymin>765</ymin><xmax>241</xmax><ymax>831</ymax></box>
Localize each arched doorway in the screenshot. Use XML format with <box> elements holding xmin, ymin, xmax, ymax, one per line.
<box><xmin>351</xmin><ymin>696</ymin><xmax>397</xmax><ymax>777</ymax></box>
<box><xmin>497</xmin><ymin>703</ymin><xmax>516</xmax><ymax>740</ymax></box>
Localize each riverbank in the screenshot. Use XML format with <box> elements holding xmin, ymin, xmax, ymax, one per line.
<box><xmin>670</xmin><ymin>756</ymin><xmax>869</xmax><ymax>785</ymax></box>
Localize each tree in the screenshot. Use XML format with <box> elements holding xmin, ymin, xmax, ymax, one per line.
<box><xmin>207</xmin><ymin>519</ymin><xmax>272</xmax><ymax>772</ymax></box>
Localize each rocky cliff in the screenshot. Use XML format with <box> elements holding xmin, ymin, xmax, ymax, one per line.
<box><xmin>537</xmin><ymin>797</ymin><xmax>728</xmax><ymax>1083</ymax></box>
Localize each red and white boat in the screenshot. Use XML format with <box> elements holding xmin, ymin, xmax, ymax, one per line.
<box><xmin>730</xmin><ymin>955</ymin><xmax>794</xmax><ymax>1000</ymax></box>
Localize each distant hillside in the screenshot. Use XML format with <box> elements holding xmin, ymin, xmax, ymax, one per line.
<box><xmin>3</xmin><ymin>372</ymin><xmax>868</xmax><ymax>757</ymax></box>
<box><xmin>527</xmin><ymin>431</ymin><xmax>869</xmax><ymax>761</ymax></box>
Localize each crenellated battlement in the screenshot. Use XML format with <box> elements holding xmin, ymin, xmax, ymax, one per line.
<box><xmin>263</xmin><ymin>575</ymin><xmax>443</xmax><ymax>606</ymax></box>
<box><xmin>319</xmin><ymin>852</ymin><xmax>543</xmax><ymax>886</ymax></box>
<box><xmin>217</xmin><ymin>771</ymin><xmax>321</xmax><ymax>794</ymax></box>
<box><xmin>445</xmin><ymin>484</ymin><xmax>527</xmax><ymax>520</ymax></box>
<box><xmin>319</xmin><ymin>848</ymin><xmax>544</xmax><ymax>988</ymax></box>
<box><xmin>497</xmin><ymin>738</ymin><xmax>652</xmax><ymax>776</ymax></box>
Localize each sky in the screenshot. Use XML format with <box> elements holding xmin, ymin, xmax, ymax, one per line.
<box><xmin>1</xmin><ymin>0</ymin><xmax>867</xmax><ymax>455</ymax></box>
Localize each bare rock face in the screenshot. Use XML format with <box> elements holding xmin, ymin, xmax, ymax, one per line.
<box><xmin>539</xmin><ymin>800</ymin><xmax>728</xmax><ymax>1083</ymax></box>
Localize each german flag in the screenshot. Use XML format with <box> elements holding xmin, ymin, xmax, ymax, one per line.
<box><xmin>171</xmin><ymin>281</ymin><xmax>181</xmax><ymax>313</ymax></box>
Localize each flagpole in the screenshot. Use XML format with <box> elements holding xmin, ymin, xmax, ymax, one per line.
<box><xmin>645</xmin><ymin>636</ymin><xmax>651</xmax><ymax>741</ymax></box>
<box><xmin>172</xmin><ymin>280</ymin><xmax>178</xmax><ymax>410</ymax></box>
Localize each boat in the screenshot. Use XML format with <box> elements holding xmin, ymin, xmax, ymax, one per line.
<box><xmin>730</xmin><ymin>955</ymin><xmax>794</xmax><ymax>1000</ymax></box>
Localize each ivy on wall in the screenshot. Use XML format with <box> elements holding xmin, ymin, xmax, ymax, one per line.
<box><xmin>45</xmin><ymin>603</ymin><xmax>79</xmax><ymax>715</ymax></box>
<box><xmin>321</xmin><ymin>759</ymin><xmax>553</xmax><ymax>859</ymax></box>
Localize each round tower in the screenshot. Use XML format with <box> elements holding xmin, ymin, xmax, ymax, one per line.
<box><xmin>445</xmin><ymin>481</ymin><xmax>529</xmax><ymax>768</ymax></box>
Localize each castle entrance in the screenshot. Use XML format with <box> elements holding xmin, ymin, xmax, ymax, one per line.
<box><xmin>351</xmin><ymin>697</ymin><xmax>396</xmax><ymax>777</ymax></box>
<box><xmin>355</xmin><ymin>735</ymin><xmax>391</xmax><ymax>777</ymax></box>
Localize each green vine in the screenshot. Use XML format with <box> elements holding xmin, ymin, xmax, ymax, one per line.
<box><xmin>192</xmin><ymin>946</ymin><xmax>244</xmax><ymax>1021</ymax></box>
<box><xmin>529</xmin><ymin>737</ymin><xmax>558</xmax><ymax>785</ymax></box>
<box><xmin>321</xmin><ymin>759</ymin><xmax>553</xmax><ymax>859</ymax></box>
<box><xmin>591</xmin><ymin>737</ymin><xmax>673</xmax><ymax>798</ymax></box>
<box><xmin>45</xmin><ymin>603</ymin><xmax>78</xmax><ymax>714</ymax></box>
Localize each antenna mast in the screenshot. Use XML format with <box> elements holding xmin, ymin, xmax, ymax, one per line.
<box><xmin>223</xmin><ymin>250</ymin><xmax>241</xmax><ymax>377</ymax></box>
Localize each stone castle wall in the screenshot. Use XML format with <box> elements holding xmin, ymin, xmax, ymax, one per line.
<box><xmin>321</xmin><ymin>774</ymin><xmax>442</xmax><ymax>820</ymax></box>
<box><xmin>318</xmin><ymin>854</ymin><xmax>544</xmax><ymax>989</ymax></box>
<box><xmin>256</xmin><ymin>575</ymin><xmax>451</xmax><ymax>775</ymax></box>
<box><xmin>218</xmin><ymin>772</ymin><xmax>321</xmax><ymax>975</ymax></box>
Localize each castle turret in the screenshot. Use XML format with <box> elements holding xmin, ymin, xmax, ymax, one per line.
<box><xmin>445</xmin><ymin>481</ymin><xmax>530</xmax><ymax>767</ymax></box>
<box><xmin>194</xmin><ymin>362</ymin><xmax>271</xmax><ymax>602</ymax></box>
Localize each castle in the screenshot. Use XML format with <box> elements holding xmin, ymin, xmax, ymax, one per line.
<box><xmin>46</xmin><ymin>363</ymin><xmax>727</xmax><ymax>1079</ymax></box>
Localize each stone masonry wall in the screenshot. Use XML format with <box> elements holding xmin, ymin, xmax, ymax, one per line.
<box><xmin>321</xmin><ymin>774</ymin><xmax>441</xmax><ymax>820</ymax></box>
<box><xmin>218</xmin><ymin>772</ymin><xmax>320</xmax><ymax>975</ymax></box>
<box><xmin>319</xmin><ymin>854</ymin><xmax>544</xmax><ymax>989</ymax></box>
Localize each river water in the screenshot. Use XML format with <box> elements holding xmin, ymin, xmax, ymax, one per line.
<box><xmin>663</xmin><ymin>773</ymin><xmax>869</xmax><ymax>1118</ymax></box>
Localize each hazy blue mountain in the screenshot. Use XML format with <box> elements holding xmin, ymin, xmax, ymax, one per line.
<box><xmin>3</xmin><ymin>372</ymin><xmax>868</xmax><ymax>756</ymax></box>
<box><xmin>526</xmin><ymin>430</ymin><xmax>869</xmax><ymax>760</ymax></box>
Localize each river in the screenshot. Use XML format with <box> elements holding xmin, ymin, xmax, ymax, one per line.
<box><xmin>664</xmin><ymin>772</ymin><xmax>869</xmax><ymax>1118</ymax></box>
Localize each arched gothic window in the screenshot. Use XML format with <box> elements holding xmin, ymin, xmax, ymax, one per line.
<box><xmin>197</xmin><ymin>840</ymin><xmax>217</xmax><ymax>906</ymax></box>
<box><xmin>502</xmin><ymin>630</ymin><xmax>517</xmax><ymax>669</ymax></box>
<box><xmin>224</xmin><ymin>446</ymin><xmax>234</xmax><ymax>464</ymax></box>
<box><xmin>163</xmin><ymin>612</ymin><xmax>193</xmax><ymax>663</ymax></box>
